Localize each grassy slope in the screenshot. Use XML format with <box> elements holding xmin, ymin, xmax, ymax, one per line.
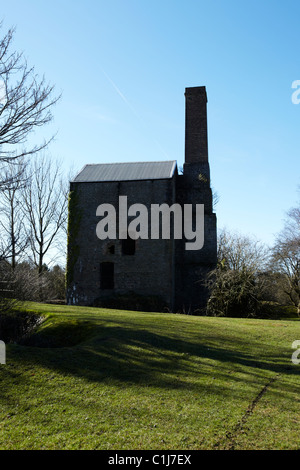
<box><xmin>0</xmin><ymin>302</ymin><xmax>299</xmax><ymax>450</ymax></box>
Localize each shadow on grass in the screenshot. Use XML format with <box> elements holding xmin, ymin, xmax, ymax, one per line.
<box><xmin>8</xmin><ymin>318</ymin><xmax>299</xmax><ymax>401</ymax></box>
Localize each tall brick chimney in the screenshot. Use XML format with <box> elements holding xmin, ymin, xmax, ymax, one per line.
<box><xmin>184</xmin><ymin>86</ymin><xmax>208</xmax><ymax>164</ymax></box>
<box><xmin>174</xmin><ymin>85</ymin><xmax>217</xmax><ymax>314</ymax></box>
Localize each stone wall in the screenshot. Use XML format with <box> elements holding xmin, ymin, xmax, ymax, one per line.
<box><xmin>66</xmin><ymin>177</ymin><xmax>177</xmax><ymax>309</ymax></box>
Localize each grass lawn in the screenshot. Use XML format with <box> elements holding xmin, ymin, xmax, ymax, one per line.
<box><xmin>0</xmin><ymin>302</ymin><xmax>299</xmax><ymax>450</ymax></box>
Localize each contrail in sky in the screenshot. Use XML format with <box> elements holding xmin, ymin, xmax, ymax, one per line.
<box><xmin>102</xmin><ymin>70</ymin><xmax>170</xmax><ymax>159</ymax></box>
<box><xmin>102</xmin><ymin>70</ymin><xmax>140</xmax><ymax>120</ymax></box>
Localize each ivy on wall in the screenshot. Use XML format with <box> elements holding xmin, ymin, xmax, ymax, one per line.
<box><xmin>66</xmin><ymin>189</ymin><xmax>82</xmax><ymax>287</ymax></box>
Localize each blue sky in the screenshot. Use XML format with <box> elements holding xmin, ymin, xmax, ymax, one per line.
<box><xmin>1</xmin><ymin>0</ymin><xmax>299</xmax><ymax>247</ymax></box>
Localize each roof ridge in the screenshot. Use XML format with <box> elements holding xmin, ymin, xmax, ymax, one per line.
<box><xmin>72</xmin><ymin>160</ymin><xmax>177</xmax><ymax>183</ymax></box>
<box><xmin>84</xmin><ymin>160</ymin><xmax>176</xmax><ymax>166</ymax></box>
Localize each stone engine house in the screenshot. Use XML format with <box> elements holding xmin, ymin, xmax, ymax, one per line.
<box><xmin>66</xmin><ymin>86</ymin><xmax>217</xmax><ymax>313</ymax></box>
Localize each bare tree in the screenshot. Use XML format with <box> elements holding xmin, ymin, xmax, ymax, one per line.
<box><xmin>22</xmin><ymin>154</ymin><xmax>68</xmax><ymax>274</ymax></box>
<box><xmin>0</xmin><ymin>159</ymin><xmax>29</xmax><ymax>266</ymax></box>
<box><xmin>206</xmin><ymin>229</ymin><xmax>269</xmax><ymax>317</ymax></box>
<box><xmin>0</xmin><ymin>24</ymin><xmax>60</xmax><ymax>189</ymax></box>
<box><xmin>217</xmin><ymin>229</ymin><xmax>268</xmax><ymax>272</ymax></box>
<box><xmin>271</xmin><ymin>195</ymin><xmax>300</xmax><ymax>315</ymax></box>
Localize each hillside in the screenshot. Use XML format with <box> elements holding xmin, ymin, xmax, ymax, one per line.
<box><xmin>0</xmin><ymin>302</ymin><xmax>299</xmax><ymax>450</ymax></box>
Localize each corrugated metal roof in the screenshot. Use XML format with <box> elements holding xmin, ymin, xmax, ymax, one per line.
<box><xmin>72</xmin><ymin>161</ymin><xmax>177</xmax><ymax>182</ymax></box>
